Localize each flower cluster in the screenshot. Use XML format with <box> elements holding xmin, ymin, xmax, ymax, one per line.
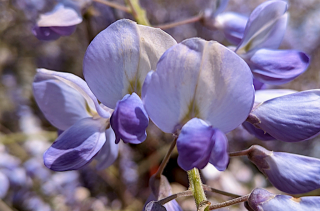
<box><xmin>32</xmin><ymin>0</ymin><xmax>320</xmax><ymax>210</ymax></box>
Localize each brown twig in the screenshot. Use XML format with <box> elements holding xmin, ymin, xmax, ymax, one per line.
<box><xmin>92</xmin><ymin>0</ymin><xmax>131</xmax><ymax>13</ymax></box>
<box><xmin>154</xmin><ymin>13</ymin><xmax>204</xmax><ymax>30</ymax></box>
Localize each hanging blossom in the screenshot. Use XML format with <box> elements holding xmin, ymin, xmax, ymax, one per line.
<box><xmin>246</xmin><ymin>145</ymin><xmax>320</xmax><ymax>194</ymax></box>
<box><xmin>243</xmin><ymin>89</ymin><xmax>320</xmax><ymax>142</ymax></box>
<box><xmin>203</xmin><ymin>0</ymin><xmax>248</xmax><ymax>45</ymax></box>
<box><xmin>143</xmin><ymin>38</ymin><xmax>255</xmax><ymax>171</ymax></box>
<box><xmin>33</xmin><ymin>19</ymin><xmax>177</xmax><ymax>171</ymax></box>
<box><xmin>247</xmin><ymin>188</ymin><xmax>320</xmax><ymax>211</ymax></box>
<box><xmin>83</xmin><ymin>19</ymin><xmax>177</xmax><ymax>144</ymax></box>
<box><xmin>32</xmin><ymin>0</ymin><xmax>83</xmax><ymax>41</ymax></box>
<box><xmin>234</xmin><ymin>0</ymin><xmax>309</xmax><ymax>88</ymax></box>
<box><xmin>33</xmin><ymin>68</ymin><xmax>118</xmax><ymax>171</ymax></box>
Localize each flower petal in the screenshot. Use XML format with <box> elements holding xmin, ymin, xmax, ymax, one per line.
<box><xmin>110</xmin><ymin>93</ymin><xmax>149</xmax><ymax>144</ymax></box>
<box><xmin>95</xmin><ymin>127</ymin><xmax>119</xmax><ymax>170</ymax></box>
<box><xmin>248</xmin><ymin>145</ymin><xmax>320</xmax><ymax>194</ymax></box>
<box><xmin>177</xmin><ymin>118</ymin><xmax>215</xmax><ymax>171</ymax></box>
<box><xmin>145</xmin><ymin>201</ymin><xmax>166</xmax><ymax>211</ymax></box>
<box><xmin>253</xmin><ymin>78</ymin><xmax>266</xmax><ymax>90</ymax></box>
<box><xmin>214</xmin><ymin>12</ymin><xmax>248</xmax><ymax>45</ymax></box>
<box><xmin>242</xmin><ymin>122</ymin><xmax>275</xmax><ymax>141</ymax></box>
<box><xmin>144</xmin><ymin>38</ymin><xmax>254</xmax><ymax>133</ymax></box>
<box><xmin>248</xmin><ymin>90</ymin><xmax>320</xmax><ymax>142</ymax></box>
<box><xmin>248</xmin><ymin>188</ymin><xmax>320</xmax><ymax>211</ymax></box>
<box><xmin>0</xmin><ymin>172</ymin><xmax>9</xmax><ymax>199</ymax></box>
<box><xmin>249</xmin><ymin>49</ymin><xmax>310</xmax><ymax>85</ymax></box>
<box><xmin>32</xmin><ymin>26</ymin><xmax>61</xmax><ymax>41</ymax></box>
<box><xmin>83</xmin><ymin>19</ymin><xmax>177</xmax><ymax>108</ymax></box>
<box><xmin>236</xmin><ymin>0</ymin><xmax>287</xmax><ymax>53</ymax></box>
<box><xmin>254</xmin><ymin>89</ymin><xmax>297</xmax><ymax>104</ymax></box>
<box><xmin>43</xmin><ymin>117</ymin><xmax>108</xmax><ymax>171</ymax></box>
<box><xmin>37</xmin><ymin>68</ymin><xmax>111</xmax><ymax>119</ymax></box>
<box><xmin>33</xmin><ymin>71</ymin><xmax>90</xmax><ymax>130</ymax></box>
<box><xmin>36</xmin><ymin>3</ymin><xmax>82</xmax><ymax>27</ymax></box>
<box><xmin>209</xmin><ymin>129</ymin><xmax>229</xmax><ymax>171</ymax></box>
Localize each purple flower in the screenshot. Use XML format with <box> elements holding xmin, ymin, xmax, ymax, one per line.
<box><xmin>246</xmin><ymin>89</ymin><xmax>320</xmax><ymax>142</ymax></box>
<box><xmin>32</xmin><ymin>1</ymin><xmax>82</xmax><ymax>40</ymax></box>
<box><xmin>143</xmin><ymin>38</ymin><xmax>254</xmax><ymax>171</ymax></box>
<box><xmin>247</xmin><ymin>145</ymin><xmax>320</xmax><ymax>194</ymax></box>
<box><xmin>248</xmin><ymin>188</ymin><xmax>320</xmax><ymax>211</ymax></box>
<box><xmin>83</xmin><ymin>19</ymin><xmax>177</xmax><ymax>144</ymax></box>
<box><xmin>33</xmin><ymin>68</ymin><xmax>117</xmax><ymax>171</ymax></box>
<box><xmin>203</xmin><ymin>0</ymin><xmax>248</xmax><ymax>45</ymax></box>
<box><xmin>235</xmin><ymin>0</ymin><xmax>309</xmax><ymax>86</ymax></box>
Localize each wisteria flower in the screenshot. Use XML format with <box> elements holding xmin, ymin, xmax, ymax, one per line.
<box><xmin>248</xmin><ymin>188</ymin><xmax>320</xmax><ymax>211</ymax></box>
<box><xmin>143</xmin><ymin>37</ymin><xmax>254</xmax><ymax>171</ymax></box>
<box><xmin>247</xmin><ymin>145</ymin><xmax>320</xmax><ymax>194</ymax></box>
<box><xmin>33</xmin><ymin>68</ymin><xmax>117</xmax><ymax>171</ymax></box>
<box><xmin>83</xmin><ymin>19</ymin><xmax>177</xmax><ymax>144</ymax></box>
<box><xmin>234</xmin><ymin>0</ymin><xmax>309</xmax><ymax>87</ymax></box>
<box><xmin>32</xmin><ymin>1</ymin><xmax>82</xmax><ymax>41</ymax></box>
<box><xmin>203</xmin><ymin>0</ymin><xmax>248</xmax><ymax>45</ymax></box>
<box><xmin>245</xmin><ymin>89</ymin><xmax>320</xmax><ymax>142</ymax></box>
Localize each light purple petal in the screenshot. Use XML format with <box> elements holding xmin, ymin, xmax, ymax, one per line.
<box><xmin>253</xmin><ymin>78</ymin><xmax>266</xmax><ymax>90</ymax></box>
<box><xmin>50</xmin><ymin>25</ymin><xmax>77</xmax><ymax>35</ymax></box>
<box><xmin>95</xmin><ymin>127</ymin><xmax>119</xmax><ymax>170</ymax></box>
<box><xmin>242</xmin><ymin>122</ymin><xmax>275</xmax><ymax>141</ymax></box>
<box><xmin>248</xmin><ymin>145</ymin><xmax>320</xmax><ymax>194</ymax></box>
<box><xmin>236</xmin><ymin>1</ymin><xmax>287</xmax><ymax>53</ymax></box>
<box><xmin>209</xmin><ymin>128</ymin><xmax>229</xmax><ymax>171</ymax></box>
<box><xmin>141</xmin><ymin>71</ymin><xmax>154</xmax><ymax>100</ymax></box>
<box><xmin>248</xmin><ymin>90</ymin><xmax>320</xmax><ymax>142</ymax></box>
<box><xmin>33</xmin><ymin>71</ymin><xmax>90</xmax><ymax>130</ymax></box>
<box><xmin>110</xmin><ymin>93</ymin><xmax>148</xmax><ymax>144</ymax></box>
<box><xmin>145</xmin><ymin>201</ymin><xmax>166</xmax><ymax>211</ymax></box>
<box><xmin>43</xmin><ymin>117</ymin><xmax>108</xmax><ymax>171</ymax></box>
<box><xmin>32</xmin><ymin>26</ymin><xmax>61</xmax><ymax>41</ymax></box>
<box><xmin>248</xmin><ymin>188</ymin><xmax>320</xmax><ymax>211</ymax></box>
<box><xmin>254</xmin><ymin>89</ymin><xmax>297</xmax><ymax>104</ymax></box>
<box><xmin>144</xmin><ymin>38</ymin><xmax>254</xmax><ymax>133</ymax></box>
<box><xmin>83</xmin><ymin>19</ymin><xmax>177</xmax><ymax>108</ymax></box>
<box><xmin>177</xmin><ymin>118</ymin><xmax>215</xmax><ymax>171</ymax></box>
<box><xmin>249</xmin><ymin>49</ymin><xmax>310</xmax><ymax>85</ymax></box>
<box><xmin>37</xmin><ymin>68</ymin><xmax>111</xmax><ymax>119</ymax></box>
<box><xmin>0</xmin><ymin>172</ymin><xmax>9</xmax><ymax>199</ymax></box>
<box><xmin>214</xmin><ymin>12</ymin><xmax>248</xmax><ymax>45</ymax></box>
<box><xmin>36</xmin><ymin>3</ymin><xmax>82</xmax><ymax>27</ymax></box>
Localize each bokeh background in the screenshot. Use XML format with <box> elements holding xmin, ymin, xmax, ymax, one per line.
<box><xmin>1</xmin><ymin>0</ymin><xmax>320</xmax><ymax>210</ymax></box>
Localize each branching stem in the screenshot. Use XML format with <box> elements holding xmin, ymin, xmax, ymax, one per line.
<box><xmin>154</xmin><ymin>136</ymin><xmax>178</xmax><ymax>179</ymax></box>
<box><xmin>154</xmin><ymin>13</ymin><xmax>204</xmax><ymax>30</ymax></box>
<box><xmin>209</xmin><ymin>194</ymin><xmax>250</xmax><ymax>210</ymax></box>
<box><xmin>229</xmin><ymin>148</ymin><xmax>251</xmax><ymax>157</ymax></box>
<box><xmin>202</xmin><ymin>184</ymin><xmax>241</xmax><ymax>198</ymax></box>
<box><xmin>158</xmin><ymin>190</ymin><xmax>193</xmax><ymax>205</ymax></box>
<box><xmin>92</xmin><ymin>0</ymin><xmax>131</xmax><ymax>13</ymax></box>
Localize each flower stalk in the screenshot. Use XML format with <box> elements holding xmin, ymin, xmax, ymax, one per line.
<box><xmin>187</xmin><ymin>168</ymin><xmax>210</xmax><ymax>211</ymax></box>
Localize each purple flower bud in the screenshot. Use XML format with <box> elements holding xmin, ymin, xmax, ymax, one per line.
<box><xmin>32</xmin><ymin>2</ymin><xmax>82</xmax><ymax>40</ymax></box>
<box><xmin>110</xmin><ymin>93</ymin><xmax>149</xmax><ymax>144</ymax></box>
<box><xmin>248</xmin><ymin>188</ymin><xmax>320</xmax><ymax>211</ymax></box>
<box><xmin>247</xmin><ymin>90</ymin><xmax>320</xmax><ymax>142</ymax></box>
<box><xmin>0</xmin><ymin>172</ymin><xmax>9</xmax><ymax>199</ymax></box>
<box><xmin>145</xmin><ymin>201</ymin><xmax>167</xmax><ymax>211</ymax></box>
<box><xmin>247</xmin><ymin>145</ymin><xmax>320</xmax><ymax>194</ymax></box>
<box><xmin>177</xmin><ymin>118</ymin><xmax>229</xmax><ymax>171</ymax></box>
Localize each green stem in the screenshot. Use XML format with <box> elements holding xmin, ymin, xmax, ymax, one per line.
<box><xmin>125</xmin><ymin>0</ymin><xmax>150</xmax><ymax>26</ymax></box>
<box><xmin>187</xmin><ymin>168</ymin><xmax>210</xmax><ymax>211</ymax></box>
<box><xmin>92</xmin><ymin>0</ymin><xmax>131</xmax><ymax>13</ymax></box>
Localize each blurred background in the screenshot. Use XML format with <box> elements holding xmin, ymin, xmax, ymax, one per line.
<box><xmin>1</xmin><ymin>0</ymin><xmax>320</xmax><ymax>210</ymax></box>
